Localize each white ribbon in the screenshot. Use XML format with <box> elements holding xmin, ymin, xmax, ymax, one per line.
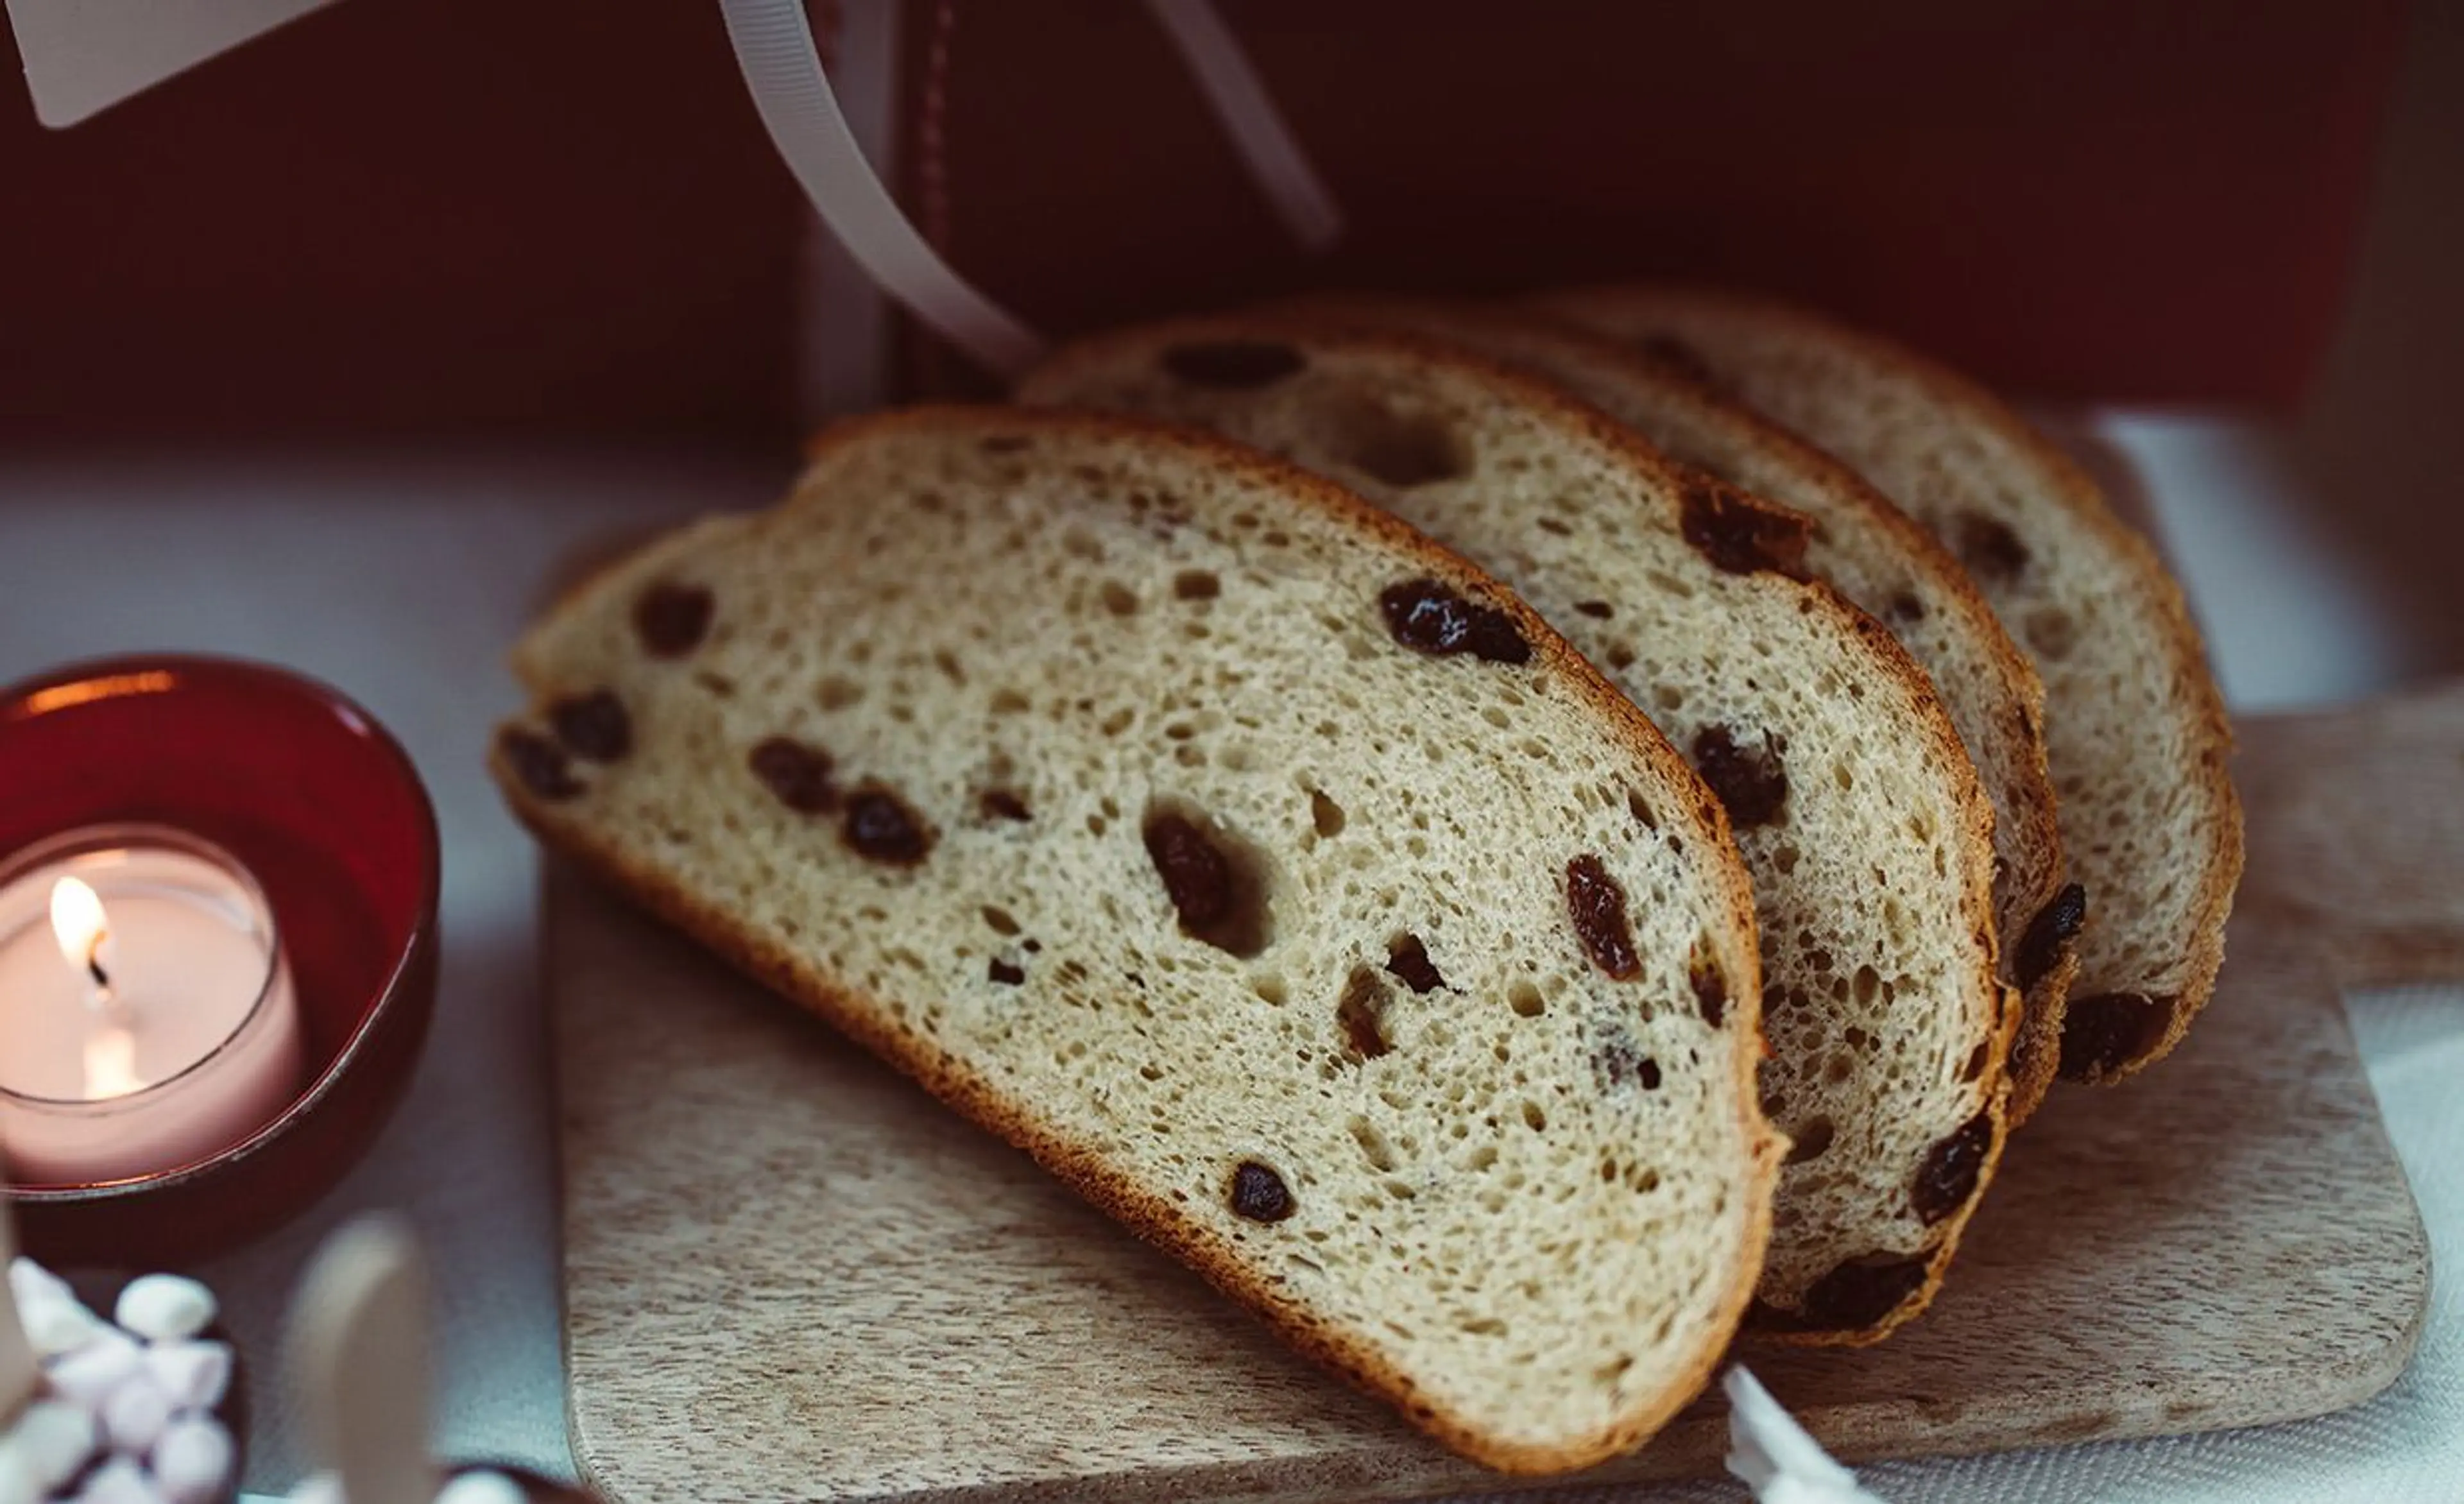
<box><xmin>718</xmin><ymin>0</ymin><xmax>1342</xmax><ymax>381</ymax></box>
<box><xmin>1145</xmin><ymin>0</ymin><xmax>1343</xmax><ymax>252</ymax></box>
<box><xmin>718</xmin><ymin>0</ymin><xmax>1048</xmax><ymax>380</ymax></box>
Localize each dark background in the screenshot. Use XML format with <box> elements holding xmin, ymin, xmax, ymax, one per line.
<box><xmin>1</xmin><ymin>0</ymin><xmax>2456</xmax><ymax>661</ymax></box>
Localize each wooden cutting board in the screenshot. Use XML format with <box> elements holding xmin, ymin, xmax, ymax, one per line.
<box><xmin>549</xmin><ymin>685</ymin><xmax>2459</xmax><ymax>1504</ymax></box>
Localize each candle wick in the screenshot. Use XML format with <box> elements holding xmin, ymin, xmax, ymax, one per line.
<box><xmin>87</xmin><ymin>953</ymin><xmax>110</xmax><ymax>989</ymax></box>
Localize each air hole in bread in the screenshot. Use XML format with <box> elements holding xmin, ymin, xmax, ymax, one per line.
<box><xmin>1887</xmin><ymin>592</ymin><xmax>1927</xmax><ymax>624</ymax></box>
<box><xmin>979</xmin><ymin>788</ymin><xmax>1031</xmax><ymax>822</ymax></box>
<box><xmin>1100</xmin><ymin>581</ymin><xmax>1140</xmax><ymax>616</ymax></box>
<box><xmin>1913</xmin><ymin>1111</ymin><xmax>1996</xmax><ymax>1224</ymax></box>
<box><xmin>980</xmin><ymin>905</ymin><xmax>1021</xmax><ymax>936</ymax></box>
<box><xmin>1520</xmin><ymin>1100</ymin><xmax>1548</xmax><ymax>1132</ymax></box>
<box><xmin>1323</xmin><ymin>388</ymin><xmax>1473</xmax><ymax>488</ymax></box>
<box><xmin>987</xmin><ymin>958</ymin><xmax>1025</xmax><ymax>986</ymax></box>
<box><xmin>1163</xmin><ymin>340</ymin><xmax>1306</xmax><ymax>389</ymax></box>
<box><xmin>1537</xmin><ymin>517</ymin><xmax>1573</xmax><ymax>537</ymax></box>
<box><xmin>692</xmin><ymin>671</ymin><xmax>735</xmax><ymax>697</ymax></box>
<box><xmin>1336</xmin><ymin>966</ymin><xmax>1393</xmax><ymax>1060</ymax></box>
<box><xmin>1625</xmin><ymin>789</ymin><xmax>1656</xmax><ymax>828</ymax></box>
<box><xmin>2025</xmin><ymin>607</ymin><xmax>2078</xmax><ymax>660</ymax></box>
<box><xmin>1509</xmin><ymin>981</ymin><xmax>1546</xmax><ymax>1018</ymax></box>
<box><xmin>1348</xmin><ymin>1116</ymin><xmax>1399</xmax><ymax>1172</ymax></box>
<box><xmin>1575</xmin><ymin>599</ymin><xmax>1614</xmax><ymax>619</ymax></box>
<box><xmin>932</xmin><ymin>649</ymin><xmax>966</xmax><ymax>685</ymax></box>
<box><xmin>1785</xmin><ymin>1116</ymin><xmax>1835</xmax><ymax>1164</ymax></box>
<box><xmin>1251</xmin><ymin>973</ymin><xmax>1288</xmax><ymax>1005</ymax></box>
<box><xmin>816</xmin><ymin>676</ymin><xmax>864</xmax><ymax>710</ymax></box>
<box><xmin>1384</xmin><ymin>934</ymin><xmax>1444</xmax><ymax>993</ymax></box>
<box><xmin>1173</xmin><ymin>569</ymin><xmax>1221</xmax><ymax>601</ymax></box>
<box><xmin>1310</xmin><ymin>789</ymin><xmax>1346</xmax><ymax>838</ymax></box>
<box><xmin>1605</xmin><ymin>643</ymin><xmax>1638</xmax><ymax>672</ymax></box>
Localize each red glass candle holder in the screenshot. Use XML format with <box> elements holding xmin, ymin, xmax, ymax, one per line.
<box><xmin>0</xmin><ymin>655</ymin><xmax>440</xmax><ymax>1267</ymax></box>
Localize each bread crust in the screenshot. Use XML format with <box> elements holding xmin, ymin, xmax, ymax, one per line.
<box><xmin>497</xmin><ymin>404</ymin><xmax>1783</xmax><ymax>1474</ymax></box>
<box><xmin>1022</xmin><ymin>328</ymin><xmax>2015</xmax><ymax>1344</ymax></box>
<box><xmin>1532</xmin><ymin>286</ymin><xmax>2241</xmax><ymax>1082</ymax></box>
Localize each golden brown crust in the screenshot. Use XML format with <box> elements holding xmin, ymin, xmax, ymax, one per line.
<box><xmin>1260</xmin><ymin>293</ymin><xmax>2071</xmax><ymax>1125</ymax></box>
<box><xmin>1021</xmin><ymin>330</ymin><xmax>2012</xmax><ymax>1341</ymax></box>
<box><xmin>498</xmin><ymin>404</ymin><xmax>1782</xmax><ymax>1474</ymax></box>
<box><xmin>1530</xmin><ymin>286</ymin><xmax>2241</xmax><ymax>1082</ymax></box>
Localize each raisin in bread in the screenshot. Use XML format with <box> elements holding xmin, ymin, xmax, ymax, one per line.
<box><xmin>491</xmin><ymin>406</ymin><xmax>1782</xmax><ymax>1473</ymax></box>
<box><xmin>1262</xmin><ymin>294</ymin><xmax>2073</xmax><ymax>1123</ymax></box>
<box><xmin>1021</xmin><ymin>323</ymin><xmax>2015</xmax><ymax>1343</ymax></box>
<box><xmin>1532</xmin><ymin>287</ymin><xmax>2242</xmax><ymax>1083</ymax></box>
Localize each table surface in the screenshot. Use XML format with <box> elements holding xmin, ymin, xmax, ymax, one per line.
<box><xmin>0</xmin><ymin>418</ymin><xmax>2453</xmax><ymax>1504</ymax></box>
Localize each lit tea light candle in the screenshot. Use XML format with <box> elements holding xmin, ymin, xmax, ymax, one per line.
<box><xmin>0</xmin><ymin>825</ymin><xmax>305</xmax><ymax>1186</ymax></box>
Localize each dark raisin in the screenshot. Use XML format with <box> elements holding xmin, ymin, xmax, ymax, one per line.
<box><xmin>843</xmin><ymin>785</ymin><xmax>934</xmax><ymax>864</ymax></box>
<box><xmin>1912</xmin><ymin>1111</ymin><xmax>1996</xmax><ymax>1224</ymax></box>
<box><xmin>2015</xmin><ymin>882</ymin><xmax>2087</xmax><ymax>990</ymax></box>
<box><xmin>1229</xmin><ymin>1161</ymin><xmax>1294</xmax><ymax>1222</ymax></box>
<box><xmin>980</xmin><ymin>788</ymin><xmax>1032</xmax><ymax>822</ymax></box>
<box><xmin>1888</xmin><ymin>592</ymin><xmax>1927</xmax><ymax>624</ymax></box>
<box><xmin>1799</xmin><ymin>1255</ymin><xmax>1931</xmax><ymax>1330</ymax></box>
<box><xmin>1336</xmin><ymin>967</ymin><xmax>1392</xmax><ymax>1060</ymax></box>
<box><xmin>1565</xmin><ymin>854</ymin><xmax>1641</xmax><ymax>980</ymax></box>
<box><xmin>632</xmin><ymin>581</ymin><xmax>714</xmax><ymax>657</ymax></box>
<box><xmin>1690</xmin><ymin>946</ymin><xmax>1729</xmax><ymax>1027</ymax></box>
<box><xmin>1161</xmin><ymin>341</ymin><xmax>1305</xmax><ymax>389</ymax></box>
<box><xmin>549</xmin><ymin>690</ymin><xmax>631</xmax><ymax>762</ymax></box>
<box><xmin>1636</xmin><ymin>333</ymin><xmax>1718</xmax><ymax>386</ymax></box>
<box><xmin>1955</xmin><ymin>512</ymin><xmax>2031</xmax><ymax>583</ymax></box>
<box><xmin>1679</xmin><ymin>477</ymin><xmax>1810</xmax><ymax>579</ymax></box>
<box><xmin>2060</xmin><ymin>993</ymin><xmax>2171</xmax><ymax>1081</ymax></box>
<box><xmin>1692</xmin><ymin>724</ymin><xmax>1790</xmax><ymax>828</ymax></box>
<box><xmin>500</xmin><ymin>727</ymin><xmax>583</xmax><ymax>801</ymax></box>
<box><xmin>1384</xmin><ymin>934</ymin><xmax>1446</xmax><ymax>994</ymax></box>
<box><xmin>1377</xmin><ymin>578</ymin><xmax>1531</xmax><ymax>665</ymax></box>
<box><xmin>1141</xmin><ymin>808</ymin><xmax>1272</xmax><ymax>955</ymax></box>
<box><xmin>749</xmin><ymin>737</ymin><xmax>836</xmax><ymax>814</ymax></box>
<box><xmin>988</xmin><ymin>958</ymin><xmax>1025</xmax><ymax>986</ymax></box>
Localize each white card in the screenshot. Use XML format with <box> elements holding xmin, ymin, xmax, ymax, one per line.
<box><xmin>6</xmin><ymin>0</ymin><xmax>340</xmax><ymax>128</ymax></box>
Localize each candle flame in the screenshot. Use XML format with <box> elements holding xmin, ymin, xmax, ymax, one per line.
<box><xmin>49</xmin><ymin>877</ymin><xmax>107</xmax><ymax>975</ymax></box>
<box><xmin>83</xmin><ymin>1026</ymin><xmax>142</xmax><ymax>1098</ymax></box>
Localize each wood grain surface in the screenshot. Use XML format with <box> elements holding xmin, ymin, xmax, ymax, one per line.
<box><xmin>549</xmin><ymin>685</ymin><xmax>2459</xmax><ymax>1503</ymax></box>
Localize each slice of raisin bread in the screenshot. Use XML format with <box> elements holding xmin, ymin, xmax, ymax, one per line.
<box><xmin>491</xmin><ymin>406</ymin><xmax>1782</xmax><ymax>1473</ymax></box>
<box><xmin>1532</xmin><ymin>287</ymin><xmax>2242</xmax><ymax>1083</ymax></box>
<box><xmin>1022</xmin><ymin>323</ymin><xmax>2015</xmax><ymax>1344</ymax></box>
<box><xmin>1263</xmin><ymin>295</ymin><xmax>2074</xmax><ymax>1124</ymax></box>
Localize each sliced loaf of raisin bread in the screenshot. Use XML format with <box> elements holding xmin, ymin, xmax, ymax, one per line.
<box><xmin>492</xmin><ymin>406</ymin><xmax>1781</xmax><ymax>1473</ymax></box>
<box><xmin>1263</xmin><ymin>294</ymin><xmax>2074</xmax><ymax>1122</ymax></box>
<box><xmin>1532</xmin><ymin>287</ymin><xmax>2241</xmax><ymax>1083</ymax></box>
<box><xmin>1021</xmin><ymin>323</ymin><xmax>2015</xmax><ymax>1344</ymax></box>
